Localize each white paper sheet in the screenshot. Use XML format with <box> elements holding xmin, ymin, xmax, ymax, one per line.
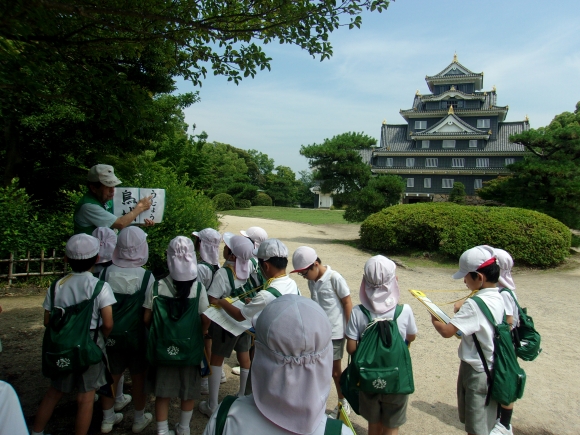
<box><xmin>203</xmin><ymin>300</ymin><xmax>253</xmax><ymax>337</ymax></box>
<box><xmin>113</xmin><ymin>188</ymin><xmax>165</xmax><ymax>223</ymax></box>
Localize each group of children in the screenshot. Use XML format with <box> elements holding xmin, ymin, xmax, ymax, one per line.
<box><xmin>29</xmin><ymin>222</ymin><xmax>526</xmax><ymax>435</ymax></box>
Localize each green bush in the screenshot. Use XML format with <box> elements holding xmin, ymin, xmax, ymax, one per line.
<box><xmin>212</xmin><ymin>193</ymin><xmax>236</xmax><ymax>211</ymax></box>
<box><xmin>252</xmin><ymin>192</ymin><xmax>273</xmax><ymax>206</ymax></box>
<box><xmin>360</xmin><ymin>203</ymin><xmax>570</xmax><ymax>267</ymax></box>
<box><xmin>236</xmin><ymin>199</ymin><xmax>252</xmax><ymax>209</ymax></box>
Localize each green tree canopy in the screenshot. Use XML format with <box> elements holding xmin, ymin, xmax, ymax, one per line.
<box><xmin>478</xmin><ymin>102</ymin><xmax>580</xmax><ymax>228</ymax></box>
<box><xmin>343</xmin><ymin>174</ymin><xmax>405</xmax><ymax>222</ymax></box>
<box><xmin>449</xmin><ymin>182</ymin><xmax>466</xmax><ymax>204</ymax></box>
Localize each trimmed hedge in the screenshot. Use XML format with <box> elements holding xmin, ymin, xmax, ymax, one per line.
<box><xmin>212</xmin><ymin>193</ymin><xmax>236</xmax><ymax>211</ymax></box>
<box><xmin>360</xmin><ymin>203</ymin><xmax>571</xmax><ymax>267</ymax></box>
<box><xmin>252</xmin><ymin>192</ymin><xmax>273</xmax><ymax>206</ymax></box>
<box><xmin>236</xmin><ymin>199</ymin><xmax>252</xmax><ymax>209</ymax></box>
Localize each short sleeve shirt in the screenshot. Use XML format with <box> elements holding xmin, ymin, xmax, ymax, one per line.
<box><xmin>499</xmin><ymin>287</ymin><xmax>519</xmax><ymax>329</ymax></box>
<box><xmin>75</xmin><ymin>203</ymin><xmax>117</xmax><ymax>229</ymax></box>
<box><xmin>207</xmin><ymin>261</ymin><xmax>246</xmax><ymax>300</ymax></box>
<box><xmin>240</xmin><ymin>276</ymin><xmax>300</xmax><ymax>322</ymax></box>
<box><xmin>143</xmin><ymin>278</ymin><xmax>209</xmax><ymax>315</ymax></box>
<box><xmin>346</xmin><ymin>304</ymin><xmax>417</xmax><ymax>342</ymax></box>
<box><xmin>308</xmin><ymin>266</ymin><xmax>350</xmax><ymax>339</ymax></box>
<box><xmin>450</xmin><ymin>288</ymin><xmax>505</xmax><ymax>372</ymax></box>
<box><xmin>103</xmin><ymin>264</ymin><xmax>155</xmax><ymax>296</ymax></box>
<box><xmin>43</xmin><ymin>272</ymin><xmax>117</xmax><ymax>329</ymax></box>
<box><xmin>197</xmin><ymin>263</ymin><xmax>216</xmax><ymax>290</ymax></box>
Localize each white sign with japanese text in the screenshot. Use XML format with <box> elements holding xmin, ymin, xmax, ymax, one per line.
<box><xmin>113</xmin><ymin>188</ymin><xmax>165</xmax><ymax>223</ymax></box>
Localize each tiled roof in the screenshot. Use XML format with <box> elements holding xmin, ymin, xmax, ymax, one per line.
<box><xmin>378</xmin><ymin>121</ymin><xmax>529</xmax><ymax>153</ymax></box>
<box><xmin>413</xmin><ymin>113</ymin><xmax>488</xmax><ymax>136</ymax></box>
<box><xmin>426</xmin><ymin>61</ymin><xmax>483</xmax><ymax>80</ymax></box>
<box><xmin>401</xmin><ymin>91</ymin><xmax>501</xmax><ymax>113</ymax></box>
<box><xmin>421</xmin><ymin>90</ymin><xmax>485</xmax><ymax>101</ymax></box>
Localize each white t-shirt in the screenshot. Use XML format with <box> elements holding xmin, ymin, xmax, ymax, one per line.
<box><xmin>450</xmin><ymin>287</ymin><xmax>505</xmax><ymax>372</ymax></box>
<box><xmin>498</xmin><ymin>287</ymin><xmax>519</xmax><ymax>329</ymax></box>
<box><xmin>103</xmin><ymin>264</ymin><xmax>155</xmax><ymax>296</ymax></box>
<box><xmin>240</xmin><ymin>275</ymin><xmax>300</xmax><ymax>321</ymax></box>
<box><xmin>345</xmin><ymin>304</ymin><xmax>417</xmax><ymax>342</ymax></box>
<box><xmin>43</xmin><ymin>272</ymin><xmax>117</xmax><ymax>329</ymax></box>
<box><xmin>308</xmin><ymin>266</ymin><xmax>350</xmax><ymax>339</ymax></box>
<box><xmin>207</xmin><ymin>261</ymin><xmax>247</xmax><ymax>300</ymax></box>
<box><xmin>197</xmin><ymin>263</ymin><xmax>217</xmax><ymax>290</ymax></box>
<box><xmin>202</xmin><ymin>394</ymin><xmax>353</xmax><ymax>435</ymax></box>
<box><xmin>0</xmin><ymin>381</ymin><xmax>28</xmax><ymax>435</ymax></box>
<box><xmin>143</xmin><ymin>278</ymin><xmax>209</xmax><ymax>315</ymax></box>
<box><xmin>75</xmin><ymin>203</ymin><xmax>117</xmax><ymax>229</ymax></box>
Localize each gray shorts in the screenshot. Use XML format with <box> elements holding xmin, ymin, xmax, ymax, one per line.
<box><xmin>359</xmin><ymin>391</ymin><xmax>408</xmax><ymax>427</ymax></box>
<box><xmin>51</xmin><ymin>332</ymin><xmax>107</xmax><ymax>394</ymax></box>
<box><xmin>107</xmin><ymin>345</ymin><xmax>147</xmax><ymax>376</ymax></box>
<box><xmin>332</xmin><ymin>339</ymin><xmax>345</xmax><ymax>360</ymax></box>
<box><xmin>457</xmin><ymin>360</ymin><xmax>498</xmax><ymax>435</ymax></box>
<box><xmin>210</xmin><ymin>322</ymin><xmax>251</xmax><ymax>358</ymax></box>
<box><xmin>151</xmin><ymin>365</ymin><xmax>201</xmax><ymax>400</ymax></box>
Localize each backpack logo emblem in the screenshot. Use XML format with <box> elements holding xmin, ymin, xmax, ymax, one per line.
<box><xmin>106</xmin><ymin>338</ymin><xmax>115</xmax><ymax>347</ymax></box>
<box><xmin>373</xmin><ymin>378</ymin><xmax>387</xmax><ymax>390</ymax></box>
<box><xmin>56</xmin><ymin>358</ymin><xmax>71</xmax><ymax>368</ymax></box>
<box><xmin>167</xmin><ymin>345</ymin><xmax>179</xmax><ymax>356</ymax></box>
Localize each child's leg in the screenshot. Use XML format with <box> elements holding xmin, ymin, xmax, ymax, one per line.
<box><xmin>131</xmin><ymin>372</ymin><xmax>147</xmax><ymax>412</ymax></box>
<box><xmin>207</xmin><ymin>354</ymin><xmax>225</xmax><ymax>410</ymax></box>
<box><xmin>176</xmin><ymin>399</ymin><xmax>195</xmax><ymax>433</ymax></box>
<box><xmin>75</xmin><ymin>390</ymin><xmax>96</xmax><ymax>435</ymax></box>
<box><xmin>155</xmin><ymin>396</ymin><xmax>170</xmax><ymax>422</ymax></box>
<box><xmin>368</xmin><ymin>422</ymin><xmax>384</xmax><ymax>435</ymax></box>
<box><xmin>101</xmin><ymin>373</ymin><xmax>122</xmax><ymax>413</ymax></box>
<box><xmin>32</xmin><ymin>386</ymin><xmax>64</xmax><ymax>433</ymax></box>
<box><xmin>236</xmin><ymin>351</ymin><xmax>251</xmax><ymax>397</ymax></box>
<box><xmin>498</xmin><ymin>403</ymin><xmax>515</xmax><ymax>429</ymax></box>
<box><xmin>332</xmin><ymin>359</ymin><xmax>344</xmax><ymax>399</ymax></box>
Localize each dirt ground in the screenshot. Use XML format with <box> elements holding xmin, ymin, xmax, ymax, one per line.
<box><xmin>1</xmin><ymin>214</ymin><xmax>578</xmax><ymax>435</ymax></box>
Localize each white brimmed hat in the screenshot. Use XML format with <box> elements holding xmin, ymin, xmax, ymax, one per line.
<box><xmin>87</xmin><ymin>164</ymin><xmax>121</xmax><ymax>187</ymax></box>
<box><xmin>360</xmin><ymin>255</ymin><xmax>400</xmax><ymax>314</ymax></box>
<box><xmin>494</xmin><ymin>248</ymin><xmax>516</xmax><ymax>290</ymax></box>
<box><xmin>192</xmin><ymin>228</ymin><xmax>221</xmax><ymax>265</ymax></box>
<box><xmin>92</xmin><ymin>227</ymin><xmax>117</xmax><ymax>264</ymax></box>
<box><xmin>66</xmin><ymin>234</ymin><xmax>100</xmax><ymax>260</ymax></box>
<box><xmin>112</xmin><ymin>227</ymin><xmax>148</xmax><ymax>268</ymax></box>
<box><xmin>223</xmin><ymin>232</ymin><xmax>253</xmax><ymax>280</ymax></box>
<box><xmin>254</xmin><ymin>239</ymin><xmax>288</xmax><ymax>260</ymax></box>
<box><xmin>290</xmin><ymin>246</ymin><xmax>317</xmax><ymax>273</ymax></box>
<box><xmin>452</xmin><ymin>245</ymin><xmax>497</xmax><ymax>279</ymax></box>
<box><xmin>167</xmin><ymin>236</ymin><xmax>197</xmax><ymax>281</ymax></box>
<box><xmin>240</xmin><ymin>227</ymin><xmax>268</xmax><ymax>249</ymax></box>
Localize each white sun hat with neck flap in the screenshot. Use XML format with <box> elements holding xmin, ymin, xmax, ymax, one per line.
<box><xmin>112</xmin><ymin>226</ymin><xmax>149</xmax><ymax>268</ymax></box>
<box><xmin>192</xmin><ymin>228</ymin><xmax>221</xmax><ymax>265</ymax></box>
<box><xmin>92</xmin><ymin>227</ymin><xmax>117</xmax><ymax>264</ymax></box>
<box><xmin>240</xmin><ymin>226</ymin><xmax>268</xmax><ymax>249</ymax></box>
<box><xmin>360</xmin><ymin>255</ymin><xmax>400</xmax><ymax>314</ymax></box>
<box><xmin>65</xmin><ymin>234</ymin><xmax>100</xmax><ymax>260</ymax></box>
<box><xmin>167</xmin><ymin>236</ymin><xmax>198</xmax><ymax>281</ymax></box>
<box><xmin>222</xmin><ymin>232</ymin><xmax>253</xmax><ymax>280</ymax></box>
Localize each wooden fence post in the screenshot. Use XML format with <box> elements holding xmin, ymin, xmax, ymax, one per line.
<box><xmin>8</xmin><ymin>252</ymin><xmax>13</xmax><ymax>285</ymax></box>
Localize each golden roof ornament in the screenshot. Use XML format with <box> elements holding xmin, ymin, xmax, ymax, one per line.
<box><xmin>483</xmin><ymin>91</ymin><xmax>487</xmax><ymax>96</ymax></box>
<box><xmin>453</xmin><ymin>52</ymin><xmax>458</xmax><ymax>63</ymax></box>
<box><xmin>448</xmin><ymin>105</ymin><xmax>455</xmax><ymax>115</ymax></box>
<box><xmin>382</xmin><ymin>119</ymin><xmax>387</xmax><ymax>125</ymax></box>
<box><xmin>488</xmin><ymin>129</ymin><xmax>492</xmax><ymax>135</ymax></box>
<box><xmin>492</xmin><ymin>85</ymin><xmax>497</xmax><ymax>92</ymax></box>
<box><xmin>525</xmin><ymin>114</ymin><xmax>529</xmax><ymax>122</ymax></box>
<box><xmin>416</xmin><ymin>89</ymin><xmax>421</xmax><ymax>96</ymax></box>
<box><xmin>450</xmin><ymin>85</ymin><xmax>456</xmax><ymax>91</ymax></box>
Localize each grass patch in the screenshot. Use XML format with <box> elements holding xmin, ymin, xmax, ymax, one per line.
<box><xmin>222</xmin><ymin>206</ymin><xmax>352</xmax><ymax>225</ymax></box>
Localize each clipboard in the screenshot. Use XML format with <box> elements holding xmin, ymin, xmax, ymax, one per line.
<box><xmin>409</xmin><ymin>290</ymin><xmax>462</xmax><ymax>338</ymax></box>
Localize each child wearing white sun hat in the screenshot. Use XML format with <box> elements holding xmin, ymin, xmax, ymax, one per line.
<box><xmin>91</xmin><ymin>227</ymin><xmax>117</xmax><ymax>278</ymax></box>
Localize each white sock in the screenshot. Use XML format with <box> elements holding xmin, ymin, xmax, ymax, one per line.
<box><xmin>134</xmin><ymin>408</ymin><xmax>145</xmax><ymax>422</ymax></box>
<box><xmin>116</xmin><ymin>374</ymin><xmax>125</xmax><ymax>400</ymax></box>
<box><xmin>179</xmin><ymin>409</ymin><xmax>193</xmax><ymax>428</ymax></box>
<box><xmin>103</xmin><ymin>406</ymin><xmax>115</xmax><ymax>421</ymax></box>
<box><xmin>208</xmin><ymin>365</ymin><xmax>222</xmax><ymax>410</ymax></box>
<box><xmin>238</xmin><ymin>368</ymin><xmax>250</xmax><ymax>397</ymax></box>
<box><xmin>201</xmin><ymin>377</ymin><xmax>208</xmax><ymax>387</ymax></box>
<box><xmin>31</xmin><ymin>431</ymin><xmax>44</xmax><ymax>435</ymax></box>
<box><xmin>156</xmin><ymin>420</ymin><xmax>169</xmax><ymax>434</ymax></box>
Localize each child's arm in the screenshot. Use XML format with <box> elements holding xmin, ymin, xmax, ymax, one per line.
<box><xmin>454</xmin><ymin>300</ymin><xmax>465</xmax><ymax>313</ymax></box>
<box><xmin>431</xmin><ymin>314</ymin><xmax>459</xmax><ymax>338</ymax></box>
<box><xmin>143</xmin><ymin>308</ymin><xmax>152</xmax><ymax>327</ymax></box>
<box><xmin>346</xmin><ymin>338</ymin><xmax>357</xmax><ymax>355</ymax></box>
<box><xmin>43</xmin><ymin>310</ymin><xmax>50</xmax><ymax>326</ymax></box>
<box><xmin>341</xmin><ymin>295</ymin><xmax>353</xmax><ymax>325</ymax></box>
<box><xmin>201</xmin><ymin>313</ymin><xmax>211</xmax><ymax>336</ymax></box>
<box><xmin>406</xmin><ymin>333</ymin><xmax>416</xmax><ymax>343</ymax></box>
<box><xmin>506</xmin><ymin>314</ymin><xmax>514</xmax><ymax>328</ymax></box>
<box><xmin>215</xmin><ymin>298</ymin><xmax>245</xmax><ymax>322</ymax></box>
<box><xmin>100</xmin><ymin>305</ymin><xmax>113</xmax><ymax>338</ymax></box>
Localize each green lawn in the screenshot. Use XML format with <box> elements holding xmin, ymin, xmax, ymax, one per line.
<box><xmin>221</xmin><ymin>206</ymin><xmax>353</xmax><ymax>225</ymax></box>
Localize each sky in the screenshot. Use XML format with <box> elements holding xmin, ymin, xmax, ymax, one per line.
<box><xmin>177</xmin><ymin>0</ymin><xmax>580</xmax><ymax>174</ymax></box>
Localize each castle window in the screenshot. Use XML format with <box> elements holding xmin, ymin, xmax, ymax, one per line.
<box><xmin>442</xmin><ymin>179</ymin><xmax>454</xmax><ymax>188</ymax></box>
<box><xmin>469</xmin><ymin>140</ymin><xmax>478</xmax><ymax>148</ymax></box>
<box><xmin>407</xmin><ymin>178</ymin><xmax>415</xmax><ymax>188</ymax></box>
<box><xmin>385</xmin><ymin>158</ymin><xmax>393</xmax><ymax>167</ymax></box>
<box><xmin>415</xmin><ymin>121</ymin><xmax>427</xmax><ymax>130</ymax></box>
<box><xmin>425</xmin><ymin>158</ymin><xmax>438</xmax><ymax>168</ymax></box>
<box><xmin>421</xmin><ymin>140</ymin><xmax>430</xmax><ymax>149</ymax></box>
<box><xmin>476</xmin><ymin>158</ymin><xmax>489</xmax><ymax>168</ymax></box>
<box><xmin>424</xmin><ymin>178</ymin><xmax>431</xmax><ymax>188</ymax></box>
<box><xmin>474</xmin><ymin>179</ymin><xmax>483</xmax><ymax>189</ymax></box>
<box><xmin>442</xmin><ymin>140</ymin><xmax>456</xmax><ymax>148</ymax></box>
<box><xmin>406</xmin><ymin>158</ymin><xmax>415</xmax><ymax>167</ymax></box>
<box><xmin>452</xmin><ymin>158</ymin><xmax>465</xmax><ymax>167</ymax></box>
<box><xmin>477</xmin><ymin>119</ymin><xmax>491</xmax><ymax>128</ymax></box>
<box><xmin>505</xmin><ymin>158</ymin><xmax>515</xmax><ymax>166</ymax></box>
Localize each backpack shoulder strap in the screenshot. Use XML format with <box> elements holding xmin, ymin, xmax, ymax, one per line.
<box><xmin>153</xmin><ymin>280</ymin><xmax>159</xmax><ymax>298</ymax></box>
<box><xmin>99</xmin><ymin>263</ymin><xmax>111</xmax><ymax>280</ymax></box>
<box><xmin>393</xmin><ymin>304</ymin><xmax>404</xmax><ymax>321</ymax></box>
<box><xmin>140</xmin><ymin>270</ymin><xmax>152</xmax><ymax>294</ymax></box>
<box><xmin>91</xmin><ymin>280</ymin><xmax>105</xmax><ymax>301</ymax></box>
<box><xmin>196</xmin><ymin>282</ymin><xmax>202</xmax><ymax>298</ymax></box>
<box><xmin>224</xmin><ymin>266</ymin><xmax>236</xmax><ymax>292</ymax></box>
<box><xmin>49</xmin><ymin>279</ymin><xmax>58</xmax><ymax>310</ymax></box>
<box><xmin>265</xmin><ymin>287</ymin><xmax>282</xmax><ymax>298</ymax></box>
<box><xmin>358</xmin><ymin>304</ymin><xmax>373</xmax><ymax>323</ymax></box>
<box><xmin>471</xmin><ymin>296</ymin><xmax>498</xmax><ymax>327</ymax></box>
<box><xmin>499</xmin><ymin>288</ymin><xmax>524</xmax><ymax>317</ymax></box>
<box><xmin>324</xmin><ymin>417</ymin><xmax>344</xmax><ymax>435</ymax></box>
<box><xmin>215</xmin><ymin>395</ymin><xmax>238</xmax><ymax>435</ymax></box>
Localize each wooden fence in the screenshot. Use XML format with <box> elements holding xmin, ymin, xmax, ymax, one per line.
<box><xmin>0</xmin><ymin>250</ymin><xmax>68</xmax><ymax>285</ymax></box>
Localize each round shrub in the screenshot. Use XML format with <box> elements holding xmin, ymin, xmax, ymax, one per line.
<box><xmin>212</xmin><ymin>193</ymin><xmax>236</xmax><ymax>211</ymax></box>
<box><xmin>252</xmin><ymin>192</ymin><xmax>273</xmax><ymax>206</ymax></box>
<box><xmin>236</xmin><ymin>199</ymin><xmax>252</xmax><ymax>209</ymax></box>
<box><xmin>360</xmin><ymin>203</ymin><xmax>570</xmax><ymax>267</ymax></box>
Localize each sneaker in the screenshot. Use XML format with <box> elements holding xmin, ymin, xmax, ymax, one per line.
<box><xmin>114</xmin><ymin>393</ymin><xmax>133</xmax><ymax>412</ymax></box>
<box><xmin>101</xmin><ymin>413</ymin><xmax>123</xmax><ymax>433</ymax></box>
<box><xmin>328</xmin><ymin>399</ymin><xmax>351</xmax><ymax>419</ymax></box>
<box><xmin>198</xmin><ymin>400</ymin><xmax>215</xmax><ymax>418</ymax></box>
<box><xmin>231</xmin><ymin>366</ymin><xmax>240</xmax><ymax>376</ymax></box>
<box><xmin>175</xmin><ymin>423</ymin><xmax>191</xmax><ymax>435</ymax></box>
<box><xmin>220</xmin><ymin>370</ymin><xmax>227</xmax><ymax>383</ymax></box>
<box><xmin>132</xmin><ymin>412</ymin><xmax>153</xmax><ymax>433</ymax></box>
<box><xmin>94</xmin><ymin>393</ymin><xmax>100</xmax><ymax>402</ymax></box>
<box><xmin>200</xmin><ymin>378</ymin><xmax>209</xmax><ymax>395</ymax></box>
<box><xmin>490</xmin><ymin>420</ymin><xmax>513</xmax><ymax>435</ymax></box>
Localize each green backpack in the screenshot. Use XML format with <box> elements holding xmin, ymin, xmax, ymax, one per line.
<box><xmin>42</xmin><ymin>279</ymin><xmax>105</xmax><ymax>379</ymax></box>
<box><xmin>106</xmin><ymin>270</ymin><xmax>152</xmax><ymax>353</ymax></box>
<box><xmin>351</xmin><ymin>305</ymin><xmax>414</xmax><ymax>395</ymax></box>
<box><xmin>471</xmin><ymin>296</ymin><xmax>526</xmax><ymax>406</ymax></box>
<box><xmin>499</xmin><ymin>288</ymin><xmax>542</xmax><ymax>361</ymax></box>
<box><xmin>224</xmin><ymin>264</ymin><xmax>262</xmax><ymax>299</ymax></box>
<box><xmin>146</xmin><ymin>279</ymin><xmax>204</xmax><ymax>367</ymax></box>
<box><xmin>214</xmin><ymin>395</ymin><xmax>344</xmax><ymax>435</ymax></box>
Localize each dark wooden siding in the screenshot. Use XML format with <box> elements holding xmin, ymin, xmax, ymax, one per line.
<box><xmin>403</xmin><ymin>175</ymin><xmax>497</xmax><ymax>195</ymax></box>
